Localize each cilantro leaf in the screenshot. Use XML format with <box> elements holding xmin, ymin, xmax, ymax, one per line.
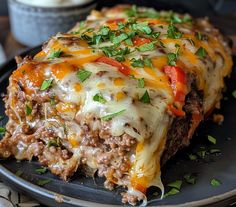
<box><xmin>15</xmin><ymin>170</ymin><xmax>23</xmax><ymax>177</ymax></box>
<box><xmin>164</xmin><ymin>188</ymin><xmax>180</xmax><ymax>198</ymax></box>
<box><xmin>210</xmin><ymin>178</ymin><xmax>221</xmax><ymax>187</ymax></box>
<box><xmin>48</xmin><ymin>49</ymin><xmax>62</xmax><ymax>59</ymax></box>
<box><xmin>140</xmin><ymin>90</ymin><xmax>150</xmax><ymax>104</ymax></box>
<box><xmin>195</xmin><ymin>47</ymin><xmax>207</xmax><ymax>58</ymax></box>
<box><xmin>77</xmin><ymin>69</ymin><xmax>92</xmax><ymax>82</ymax></box>
<box><xmin>112</xmin><ymin>33</ymin><xmax>128</xmax><ymax>44</ymax></box>
<box><xmin>131</xmin><ymin>22</ymin><xmax>152</xmax><ymax>35</ymax></box>
<box><xmin>131</xmin><ymin>58</ymin><xmax>144</xmax><ymax>68</ymax></box>
<box><xmin>101</xmin><ymin>109</ymin><xmax>126</xmax><ymax>121</ymax></box>
<box><xmin>0</xmin><ymin>126</ymin><xmax>6</xmax><ymax>136</ymax></box>
<box><xmin>93</xmin><ymin>93</ymin><xmax>107</xmax><ymax>104</ymax></box>
<box><xmin>138</xmin><ymin>78</ymin><xmax>145</xmax><ymax>88</ymax></box>
<box><xmin>26</xmin><ymin>104</ymin><xmax>32</xmax><ymax>116</ymax></box>
<box><xmin>184</xmin><ymin>174</ymin><xmax>196</xmax><ymax>184</ymax></box>
<box><xmin>37</xmin><ymin>179</ymin><xmax>51</xmax><ymax>186</ymax></box>
<box><xmin>167</xmin><ymin>53</ymin><xmax>177</xmax><ymax>66</ymax></box>
<box><xmin>137</xmin><ymin>42</ymin><xmax>155</xmax><ymax>52</ymax></box>
<box><xmin>188</xmin><ymin>154</ymin><xmax>197</xmax><ymax>161</ymax></box>
<box><xmin>167</xmin><ymin>23</ymin><xmax>183</xmax><ymax>39</ymax></box>
<box><xmin>35</xmin><ymin>167</ymin><xmax>47</xmax><ymax>174</ymax></box>
<box><xmin>208</xmin><ymin>135</ymin><xmax>216</xmax><ymax>144</ymax></box>
<box><xmin>40</xmin><ymin>79</ymin><xmax>53</xmax><ymax>91</ymax></box>
<box><xmin>232</xmin><ymin>90</ymin><xmax>236</xmax><ymax>99</ymax></box>
<box><xmin>167</xmin><ymin>180</ymin><xmax>182</xmax><ymax>190</ymax></box>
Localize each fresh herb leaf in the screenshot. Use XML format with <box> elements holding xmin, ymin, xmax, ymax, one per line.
<box><xmin>125</xmin><ymin>38</ymin><xmax>133</xmax><ymax>46</ymax></box>
<box><xmin>131</xmin><ymin>22</ymin><xmax>152</xmax><ymax>35</ymax></box>
<box><xmin>101</xmin><ymin>109</ymin><xmax>126</xmax><ymax>121</ymax></box>
<box><xmin>115</xmin><ymin>56</ymin><xmax>125</xmax><ymax>62</ymax></box>
<box><xmin>125</xmin><ymin>5</ymin><xmax>137</xmax><ymax>17</ymax></box>
<box><xmin>112</xmin><ymin>33</ymin><xmax>129</xmax><ymax>44</ymax></box>
<box><xmin>188</xmin><ymin>154</ymin><xmax>197</xmax><ymax>161</ymax></box>
<box><xmin>164</xmin><ymin>188</ymin><xmax>180</xmax><ymax>198</ymax></box>
<box><xmin>26</xmin><ymin>104</ymin><xmax>32</xmax><ymax>116</ymax></box>
<box><xmin>140</xmin><ymin>90</ymin><xmax>150</xmax><ymax>104</ymax></box>
<box><xmin>143</xmin><ymin>58</ymin><xmax>153</xmax><ymax>68</ymax></box>
<box><xmin>208</xmin><ymin>135</ymin><xmax>216</xmax><ymax>144</ymax></box>
<box><xmin>40</xmin><ymin>79</ymin><xmax>53</xmax><ymax>91</ymax></box>
<box><xmin>167</xmin><ymin>53</ymin><xmax>177</xmax><ymax>66</ymax></box>
<box><xmin>47</xmin><ymin>139</ymin><xmax>60</xmax><ymax>148</ymax></box>
<box><xmin>93</xmin><ymin>93</ymin><xmax>107</xmax><ymax>104</ymax></box>
<box><xmin>151</xmin><ymin>32</ymin><xmax>161</xmax><ymax>39</ymax></box>
<box><xmin>167</xmin><ymin>180</ymin><xmax>182</xmax><ymax>190</ymax></box>
<box><xmin>138</xmin><ymin>78</ymin><xmax>145</xmax><ymax>88</ymax></box>
<box><xmin>48</xmin><ymin>49</ymin><xmax>62</xmax><ymax>59</ymax></box>
<box><xmin>0</xmin><ymin>127</ymin><xmax>6</xmax><ymax>135</ymax></box>
<box><xmin>77</xmin><ymin>69</ymin><xmax>92</xmax><ymax>82</ymax></box>
<box><xmin>138</xmin><ymin>10</ymin><xmax>160</xmax><ymax>18</ymax></box>
<box><xmin>35</xmin><ymin>167</ymin><xmax>47</xmax><ymax>174</ymax></box>
<box><xmin>184</xmin><ymin>174</ymin><xmax>196</xmax><ymax>184</ymax></box>
<box><xmin>50</xmin><ymin>97</ymin><xmax>56</xmax><ymax>105</ymax></box>
<box><xmin>232</xmin><ymin>90</ymin><xmax>236</xmax><ymax>99</ymax></box>
<box><xmin>195</xmin><ymin>32</ymin><xmax>202</xmax><ymax>40</ymax></box>
<box><xmin>15</xmin><ymin>170</ymin><xmax>23</xmax><ymax>177</ymax></box>
<box><xmin>197</xmin><ymin>150</ymin><xmax>206</xmax><ymax>158</ymax></box>
<box><xmin>99</xmin><ymin>26</ymin><xmax>110</xmax><ymax>36</ymax></box>
<box><xmin>210</xmin><ymin>178</ymin><xmax>221</xmax><ymax>187</ymax></box>
<box><xmin>137</xmin><ymin>42</ymin><xmax>155</xmax><ymax>52</ymax></box>
<box><xmin>37</xmin><ymin>179</ymin><xmax>51</xmax><ymax>186</ymax></box>
<box><xmin>167</xmin><ymin>23</ymin><xmax>183</xmax><ymax>39</ymax></box>
<box><xmin>210</xmin><ymin>148</ymin><xmax>221</xmax><ymax>154</ymax></box>
<box><xmin>131</xmin><ymin>58</ymin><xmax>144</xmax><ymax>68</ymax></box>
<box><xmin>195</xmin><ymin>47</ymin><xmax>207</xmax><ymax>58</ymax></box>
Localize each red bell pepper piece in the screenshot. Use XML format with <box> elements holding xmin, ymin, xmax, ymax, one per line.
<box><xmin>96</xmin><ymin>57</ymin><xmax>131</xmax><ymax>76</ymax></box>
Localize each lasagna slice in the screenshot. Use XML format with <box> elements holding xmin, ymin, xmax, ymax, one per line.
<box><xmin>0</xmin><ymin>5</ymin><xmax>232</xmax><ymax>205</ymax></box>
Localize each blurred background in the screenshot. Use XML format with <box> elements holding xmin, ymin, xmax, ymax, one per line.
<box><xmin>0</xmin><ymin>0</ymin><xmax>236</xmax><ymax>63</ymax></box>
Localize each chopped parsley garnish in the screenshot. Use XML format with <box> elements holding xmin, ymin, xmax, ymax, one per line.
<box><xmin>15</xmin><ymin>170</ymin><xmax>23</xmax><ymax>177</ymax></box>
<box><xmin>210</xmin><ymin>178</ymin><xmax>221</xmax><ymax>187</ymax></box>
<box><xmin>35</xmin><ymin>167</ymin><xmax>47</xmax><ymax>174</ymax></box>
<box><xmin>125</xmin><ymin>5</ymin><xmax>159</xmax><ymax>18</ymax></box>
<box><xmin>101</xmin><ymin>109</ymin><xmax>126</xmax><ymax>121</ymax></box>
<box><xmin>188</xmin><ymin>154</ymin><xmax>197</xmax><ymax>161</ymax></box>
<box><xmin>167</xmin><ymin>53</ymin><xmax>178</xmax><ymax>66</ymax></box>
<box><xmin>167</xmin><ymin>44</ymin><xmax>180</xmax><ymax>66</ymax></box>
<box><xmin>48</xmin><ymin>49</ymin><xmax>62</xmax><ymax>59</ymax></box>
<box><xmin>140</xmin><ymin>90</ymin><xmax>150</xmax><ymax>104</ymax></box>
<box><xmin>130</xmin><ymin>22</ymin><xmax>152</xmax><ymax>35</ymax></box>
<box><xmin>167</xmin><ymin>22</ymin><xmax>183</xmax><ymax>39</ymax></box>
<box><xmin>197</xmin><ymin>150</ymin><xmax>206</xmax><ymax>158</ymax></box>
<box><xmin>47</xmin><ymin>139</ymin><xmax>60</xmax><ymax>148</ymax></box>
<box><xmin>125</xmin><ymin>5</ymin><xmax>137</xmax><ymax>17</ymax></box>
<box><xmin>93</xmin><ymin>93</ymin><xmax>107</xmax><ymax>104</ymax></box>
<box><xmin>77</xmin><ymin>69</ymin><xmax>92</xmax><ymax>82</ymax></box>
<box><xmin>210</xmin><ymin>148</ymin><xmax>221</xmax><ymax>154</ymax></box>
<box><xmin>112</xmin><ymin>33</ymin><xmax>129</xmax><ymax>44</ymax></box>
<box><xmin>131</xmin><ymin>58</ymin><xmax>144</xmax><ymax>68</ymax></box>
<box><xmin>137</xmin><ymin>42</ymin><xmax>156</xmax><ymax>52</ymax></box>
<box><xmin>164</xmin><ymin>188</ymin><xmax>180</xmax><ymax>198</ymax></box>
<box><xmin>151</xmin><ymin>32</ymin><xmax>161</xmax><ymax>39</ymax></box>
<box><xmin>195</xmin><ymin>47</ymin><xmax>207</xmax><ymax>58</ymax></box>
<box><xmin>99</xmin><ymin>26</ymin><xmax>110</xmax><ymax>36</ymax></box>
<box><xmin>101</xmin><ymin>45</ymin><xmax>130</xmax><ymax>59</ymax></box>
<box><xmin>138</xmin><ymin>78</ymin><xmax>145</xmax><ymax>88</ymax></box>
<box><xmin>0</xmin><ymin>126</ymin><xmax>6</xmax><ymax>136</ymax></box>
<box><xmin>167</xmin><ymin>180</ymin><xmax>182</xmax><ymax>190</ymax></box>
<box><xmin>37</xmin><ymin>179</ymin><xmax>51</xmax><ymax>186</ymax></box>
<box><xmin>40</xmin><ymin>79</ymin><xmax>53</xmax><ymax>91</ymax></box>
<box><xmin>232</xmin><ymin>90</ymin><xmax>236</xmax><ymax>99</ymax></box>
<box><xmin>184</xmin><ymin>174</ymin><xmax>196</xmax><ymax>184</ymax></box>
<box><xmin>26</xmin><ymin>104</ymin><xmax>32</xmax><ymax>116</ymax></box>
<box><xmin>125</xmin><ymin>38</ymin><xmax>133</xmax><ymax>46</ymax></box>
<box><xmin>208</xmin><ymin>135</ymin><xmax>216</xmax><ymax>144</ymax></box>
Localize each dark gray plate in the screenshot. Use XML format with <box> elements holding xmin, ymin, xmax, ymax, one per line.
<box><xmin>0</xmin><ymin>47</ymin><xmax>236</xmax><ymax>207</ymax></box>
